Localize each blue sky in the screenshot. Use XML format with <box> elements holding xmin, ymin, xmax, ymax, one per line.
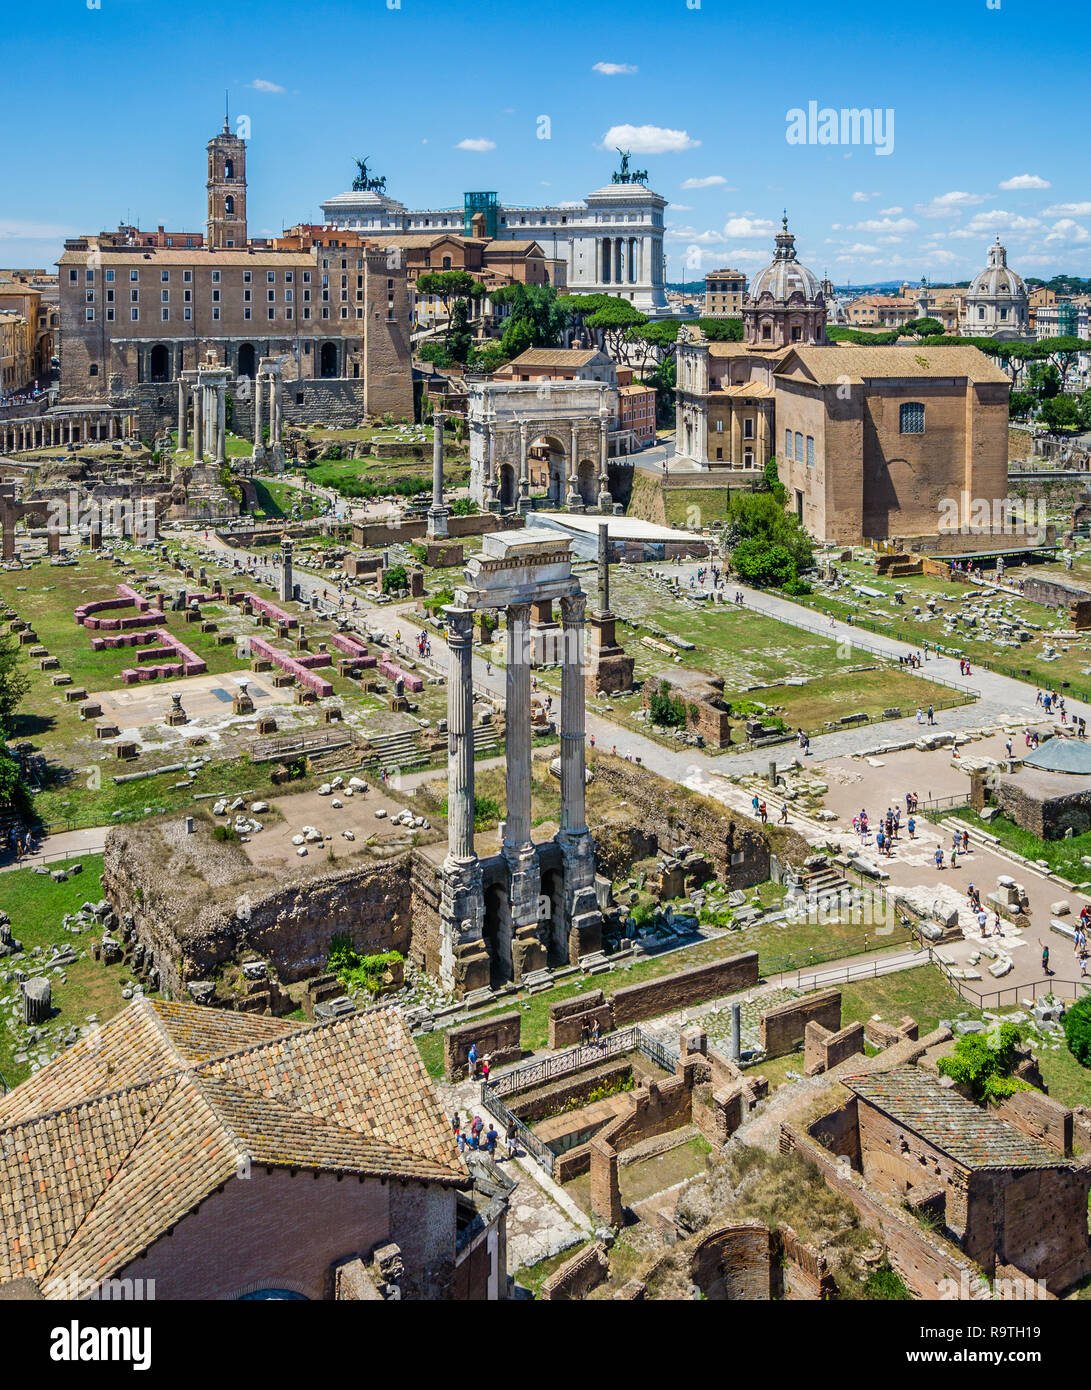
<box><xmin>4</xmin><ymin>0</ymin><xmax>1088</xmax><ymax>286</ymax></box>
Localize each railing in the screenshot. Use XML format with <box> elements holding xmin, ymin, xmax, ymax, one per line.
<box><xmin>477</xmin><ymin>1025</ymin><xmax>681</xmax><ymax>1178</ymax></box>
<box><xmin>928</xmin><ymin>948</ymin><xmax>1090</xmax><ymax>1011</ymax></box>
<box><xmin>771</xmin><ymin>947</ymin><xmax>930</xmax><ymax>996</ymax></box>
<box><xmin>919</xmin><ymin>792</ymin><xmax>971</xmax><ymax>813</ymax></box>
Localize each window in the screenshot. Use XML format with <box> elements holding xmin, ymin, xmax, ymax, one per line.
<box><xmin>161</xmin><ymin>270</ymin><xmax>170</xmax><ymax>282</ymax></box>
<box><xmin>106</xmin><ymin>289</ymin><xmax>114</xmax><ymax>304</ymax></box>
<box><xmin>224</xmin><ymin>196</ymin><xmax>234</xmax><ymax>216</ymax></box>
<box><xmin>161</xmin><ymin>290</ymin><xmax>169</xmax><ymax>303</ymax></box>
<box><xmin>243</xmin><ymin>270</ymin><xmax>252</xmax><ymax>284</ymax></box>
<box><xmin>161</xmin><ymin>308</ymin><xmax>169</xmax><ymax>322</ymax></box>
<box><xmin>302</xmin><ymin>271</ymin><xmax>311</xmax><ymax>284</ymax></box>
<box><xmin>212</xmin><ymin>289</ymin><xmax>220</xmax><ymax>303</ymax></box>
<box><xmin>130</xmin><ymin>289</ymin><xmax>139</xmax><ymax>303</ymax></box>
<box><xmin>715</xmin><ymin>419</ymin><xmax>723</xmax><ymax>432</ymax></box>
<box><xmin>744</xmin><ymin>418</ymin><xmax>754</xmax><ymax>439</ymax></box>
<box><xmin>85</xmin><ymin>307</ymin><xmax>95</xmax><ymax>322</ymax></box>
<box><xmin>130</xmin><ymin>269</ymin><xmax>139</xmax><ymax>282</ymax></box>
<box><xmin>183</xmin><ymin>270</ymin><xmax>192</xmax><ymax>283</ymax></box>
<box><xmin>243</xmin><ymin>289</ymin><xmax>251</xmax><ymax>302</ymax></box>
<box><xmin>268</xmin><ymin>307</ymin><xmax>275</xmax><ymax>321</ymax></box>
<box><xmin>900</xmin><ymin>402</ymin><xmax>925</xmax><ymax>434</ymax></box>
<box><xmin>89</xmin><ymin>363</ymin><xmax>99</xmax><ymax>376</ymax></box>
<box><xmin>285</xmin><ymin>306</ymin><xmax>293</xmax><ymax>320</ymax></box>
<box><xmin>785</xmin><ymin>428</ymin><xmax>793</xmax><ymax>460</ymax></box>
<box><xmin>795</xmin><ymin>431</ymin><xmax>803</xmax><ymax>459</ymax></box>
<box><xmin>806</xmin><ymin>435</ymin><xmax>815</xmax><ymax>467</ymax></box>
<box><xmin>105</xmin><ymin>269</ymin><xmax>114</xmax><ymax>283</ymax></box>
<box><xmin>184</xmin><ymin>289</ymin><xmax>192</xmax><ymax>303</ymax></box>
<box><xmin>131</xmin><ymin>308</ymin><xmax>139</xmax><ymax>321</ymax></box>
<box><xmin>267</xmin><ymin>290</ymin><xmax>275</xmax><ymax>303</ymax></box>
<box><xmin>212</xmin><ymin>306</ymin><xmax>220</xmax><ymax>321</ymax></box>
<box><xmin>244</xmin><ymin>306</ymin><xmax>251</xmax><ymax>320</ymax></box>
<box><xmin>285</xmin><ymin>289</ymin><xmax>293</xmax><ymax>303</ymax></box>
<box><xmin>106</xmin><ymin>308</ymin><xmax>114</xmax><ymax>322</ymax></box>
<box><xmin>86</xmin><ymin>290</ymin><xmax>94</xmax><ymax>304</ymax></box>
<box><xmin>68</xmin><ymin>268</ymin><xmax>78</xmax><ymax>283</ymax></box>
<box><xmin>212</xmin><ymin>270</ymin><xmax>221</xmax><ymax>284</ymax></box>
<box><xmin>184</xmin><ymin>307</ymin><xmax>191</xmax><ymax>321</ymax></box>
<box><xmin>267</xmin><ymin>271</ymin><xmax>275</xmax><ymax>283</ymax></box>
<box><xmin>85</xmin><ymin>268</ymin><xmax>94</xmax><ymax>283</ymax></box>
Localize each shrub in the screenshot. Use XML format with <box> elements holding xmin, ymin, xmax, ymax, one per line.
<box><xmin>212</xmin><ymin>824</ymin><xmax>238</xmax><ymax>843</ymax></box>
<box><xmin>732</xmin><ymin>539</ymin><xmax>797</xmax><ymax>589</ymax></box>
<box><xmin>648</xmin><ymin>680</ymin><xmax>687</xmax><ymax>729</ymax></box>
<box><xmin>1063</xmin><ymin>995</ymin><xmax>1091</xmax><ymax>1067</ymax></box>
<box><xmin>782</xmin><ymin>576</ymin><xmax>813</xmax><ymax>596</ymax></box>
<box><xmin>382</xmin><ymin>564</ymin><xmax>408</xmax><ymax>593</ymax></box>
<box><xmin>937</xmin><ymin>1022</ymin><xmax>1033</xmax><ymax>1102</ymax></box>
<box><xmin>862</xmin><ymin>1262</ymin><xmax>911</xmax><ymax>1300</ymax></box>
<box><xmin>327</xmin><ymin>934</ymin><xmax>403</xmax><ymax>993</ymax></box>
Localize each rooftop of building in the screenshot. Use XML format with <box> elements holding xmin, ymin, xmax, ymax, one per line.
<box><xmin>505</xmin><ymin>347</ymin><xmax>610</xmax><ymax>368</ymax></box>
<box><xmin>775</xmin><ymin>343</ymin><xmax>1011</xmax><ymax>385</ymax></box>
<box><xmin>843</xmin><ymin>1066</ymin><xmax>1062</xmax><ymax>1169</ymax></box>
<box><xmin>1021</xmin><ymin>736</ymin><xmax>1091</xmax><ymax>775</ymax></box>
<box><xmin>0</xmin><ymin>998</ymin><xmax>466</xmax><ymax>1291</ymax></box>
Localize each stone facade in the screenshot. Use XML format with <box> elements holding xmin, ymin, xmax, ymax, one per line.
<box><xmin>759</xmin><ymin>988</ymin><xmax>842</xmax><ymax>1060</ymax></box>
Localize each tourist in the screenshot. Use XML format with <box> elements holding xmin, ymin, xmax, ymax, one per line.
<box><xmin>977</xmin><ymin>908</ymin><xmax>987</xmax><ymax>934</ymax></box>
<box><xmin>779</xmin><ymin>802</ymin><xmax>789</xmax><ymax>825</ymax></box>
<box><xmin>916</xmin><ymin>708</ymin><xmax>925</xmax><ymax>725</ymax></box>
<box><xmin>590</xmin><ymin>1018</ymin><xmax>602</xmax><ymax>1046</ymax></box>
<box><xmin>467</xmin><ymin>1041</ymin><xmax>478</xmax><ymax>1080</ymax></box>
<box><xmin>451</xmin><ymin>1110</ymin><xmax>461</xmax><ymax>1137</ymax></box>
<box><xmin>481</xmin><ymin>1055</ymin><xmax>491</xmax><ymax>1085</ymax></box>
<box><xmin>752</xmin><ymin>794</ymin><xmax>761</xmax><ymax>816</ymax></box>
<box><xmin>935</xmin><ymin>847</ymin><xmax>945</xmax><ymax>870</ymax></box>
<box><xmin>471</xmin><ymin>1113</ymin><xmax>484</xmax><ymax>1143</ymax></box>
<box><xmin>759</xmin><ymin>800</ymin><xmax>767</xmax><ymax>824</ymax></box>
<box><xmin>907</xmin><ymin>814</ymin><xmax>916</xmax><ymax>839</ymax></box>
<box><xmin>961</xmin><ymin>830</ymin><xmax>969</xmax><ymax>853</ymax></box>
<box><xmin>485</xmin><ymin>1125</ymin><xmax>498</xmax><ymax>1157</ymax></box>
<box><xmin>1039</xmin><ymin>939</ymin><xmax>1051</xmax><ymax>976</ymax></box>
<box><xmin>457</xmin><ymin>1129</ymin><xmax>468</xmax><ymax>1156</ymax></box>
<box><xmin>927</xmin><ymin>705</ymin><xmax>935</xmax><ymax>725</ymax></box>
<box><xmin>506</xmin><ymin>1120</ymin><xmax>519</xmax><ymax>1160</ymax></box>
<box><xmin>876</xmin><ymin>828</ymin><xmax>886</xmax><ymax>856</ymax></box>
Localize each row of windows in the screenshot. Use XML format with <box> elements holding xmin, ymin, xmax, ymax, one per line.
<box><xmin>713</xmin><ymin>417</ymin><xmax>756</xmax><ymax>439</ymax></box>
<box><xmin>785</xmin><ymin>429</ymin><xmax>816</xmax><ymax>466</ymax></box>
<box><xmin>71</xmin><ymin>267</ymin><xmax>311</xmax><ymax>286</ymax></box>
<box><xmin>84</xmin><ymin>304</ymin><xmax>393</xmax><ymax>324</ymax></box>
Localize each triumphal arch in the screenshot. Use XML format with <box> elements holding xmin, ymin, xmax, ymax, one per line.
<box><xmin>439</xmin><ymin>530</ymin><xmax>602</xmax><ymax>996</ymax></box>
<box><xmin>467</xmin><ymin>379</ymin><xmax>614</xmax><ymax>514</ymax></box>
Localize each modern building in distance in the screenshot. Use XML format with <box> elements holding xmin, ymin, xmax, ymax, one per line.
<box><xmin>703</xmin><ymin>268</ymin><xmax>747</xmax><ymax>317</ymax></box>
<box><xmin>56</xmin><ymin>117</ymin><xmax>414</xmax><ymax>430</ymax></box>
<box><xmin>321</xmin><ymin>160</ymin><xmax>669</xmax><ymax>312</ymax></box>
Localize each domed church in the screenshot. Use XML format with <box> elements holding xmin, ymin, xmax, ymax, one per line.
<box><xmin>963</xmin><ymin>238</ymin><xmax>1029</xmax><ymax>340</ymax></box>
<box><xmin>743</xmin><ymin>216</ymin><xmax>827</xmax><ymax>347</ymax></box>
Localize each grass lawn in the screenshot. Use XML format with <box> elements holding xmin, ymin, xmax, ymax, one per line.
<box><xmin>0</xmin><ymin>854</ymin><xmax>129</xmax><ymax>1089</ymax></box>
<box><xmin>839</xmin><ymin>963</ymin><xmax>986</xmax><ymax>1036</ymax></box>
<box><xmin>936</xmin><ymin>806</ymin><xmax>1091</xmax><ymax>886</ymax></box>
<box><xmin>298</xmin><ymin>454</ymin><xmax>470</xmax><ymax>498</ymax></box>
<box><xmin>564</xmin><ymin>1133</ymin><xmax>711</xmax><ymax>1213</ymax></box>
<box><xmin>664</xmin><ymin>487</ymin><xmax>737</xmax><ymax>528</ymax></box>
<box><xmin>513</xmin><ymin>1240</ymin><xmax>589</xmax><ymax>1297</ymax></box>
<box><xmin>251</xmin><ymin>478</ymin><xmax>321</xmax><ymax>520</ymax></box>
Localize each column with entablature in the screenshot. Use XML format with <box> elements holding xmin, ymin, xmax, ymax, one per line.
<box><xmin>556</xmin><ymin>592</ymin><xmax>602</xmax><ymax>962</ymax></box>
<box><xmin>503</xmin><ymin>601</ymin><xmax>547</xmax><ymax>982</ymax></box>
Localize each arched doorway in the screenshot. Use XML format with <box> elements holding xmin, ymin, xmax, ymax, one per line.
<box><xmin>499</xmin><ymin>462</ymin><xmax>516</xmax><ymax>510</ymax></box>
<box><xmin>319</xmin><ymin>343</ymin><xmax>338</xmax><ymax>378</ymax></box>
<box><xmin>238</xmin><ymin>344</ymin><xmax>256</xmax><ymax>378</ymax></box>
<box><xmin>527</xmin><ymin>434</ymin><xmax>566</xmax><ymax>506</ymax></box>
<box><xmin>577</xmin><ymin>459</ymin><xmax>597</xmax><ymax>507</ymax></box>
<box><xmin>149</xmin><ymin>344</ymin><xmax>170</xmax><ymax>383</ymax></box>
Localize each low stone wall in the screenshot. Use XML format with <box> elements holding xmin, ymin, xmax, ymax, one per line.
<box><xmin>689</xmin><ymin>1222</ymin><xmax>773</xmax><ymax>1300</ymax></box>
<box><xmin>249</xmin><ymin>635</ymin><xmax>334</xmax><ymax>697</ymax></box>
<box><xmin>548</xmin><ymin>990</ymin><xmax>614</xmax><ymax>1050</ymax></box>
<box><xmin>803</xmin><ymin>1020</ymin><xmax>866</xmax><ymax>1078</ymax></box>
<box><xmin>508</xmin><ymin>1060</ymin><xmax>634</xmax><ymax>1124</ymax></box>
<box><xmin>443</xmin><ymin>1012</ymin><xmax>522</xmax><ymax>1080</ymax></box>
<box><xmin>540</xmin><ymin>1241</ymin><xmax>610</xmax><ymax>1301</ymax></box>
<box><xmin>760</xmin><ymin>988</ymin><xmax>841</xmax><ymax>1060</ymax></box>
<box><xmin>993</xmin><ymin>1090</ymin><xmax>1073</xmax><ymax>1157</ymax></box>
<box><xmin>610</xmin><ymin>952</ymin><xmax>759</xmax><ymax>1028</ymax></box>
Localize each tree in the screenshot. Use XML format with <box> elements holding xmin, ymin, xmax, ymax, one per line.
<box><xmin>938</xmin><ymin>1022</ymin><xmax>1033</xmax><ymax>1102</ymax></box>
<box><xmin>1038</xmin><ymin>394</ymin><xmax>1079</xmax><ymax>431</ymax></box>
<box><xmin>1009</xmin><ymin>390</ymin><xmax>1035</xmax><ymax>420</ymax></box>
<box><xmin>762</xmin><ymin>455</ymin><xmax>786</xmax><ymax>505</ymax></box>
<box><xmin>625</xmin><ymin>319</ymin><xmax>681</xmax><ymax>376</ymax></box>
<box><xmin>381</xmin><ymin>564</ymin><xmax>408</xmax><ymax>593</ymax></box>
<box><xmin>492</xmin><ymin>284</ymin><xmax>566</xmax><ymax>354</ymax></box>
<box><xmin>446</xmin><ymin>298</ymin><xmax>473</xmax><ymax>364</ymax></box>
<box><xmin>416</xmin><ymin>270</ymin><xmax>485</xmax><ymax>323</ymax></box>
<box><xmin>1063</xmin><ymin>995</ymin><xmax>1091</xmax><ymax>1068</ymax></box>
<box><xmin>557</xmin><ymin>293</ymin><xmax>613</xmax><ymax>341</ymax></box>
<box><xmin>724</xmin><ymin>491</ymin><xmax>813</xmax><ymax>574</ymax></box>
<box><xmin>695</xmin><ymin>317</ymin><xmax>744</xmax><ymax>342</ymax></box>
<box><xmin>1039</xmin><ymin>335</ymin><xmax>1091</xmax><ymax>389</ymax></box>
<box><xmin>1027</xmin><ymin>360</ymin><xmax>1061</xmax><ymax>402</ymax></box>
<box><xmin>586</xmin><ymin>299</ymin><xmax>648</xmax><ymax>359</ymax></box>
<box><xmin>901</xmin><ymin>316</ymin><xmax>945</xmax><ymax>338</ymax></box>
<box><xmin>0</xmin><ymin>628</ymin><xmax>30</xmax><ymax>739</ymax></box>
<box><xmin>731</xmin><ymin>539</ymin><xmax>797</xmax><ymax>588</ymax></box>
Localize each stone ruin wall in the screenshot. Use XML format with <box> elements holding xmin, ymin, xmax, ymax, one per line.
<box><xmin>590</xmin><ymin>756</ymin><xmax>771</xmax><ymax>888</ymax></box>
<box><xmin>103</xmin><ymin>826</ymin><xmax>416</xmax><ymax>1000</ymax></box>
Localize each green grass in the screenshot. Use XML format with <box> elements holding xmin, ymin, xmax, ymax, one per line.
<box><xmin>251</xmin><ymin>478</ymin><xmax>321</xmax><ymax>520</ymax></box>
<box><xmin>840</xmin><ymin>963</ymin><xmax>985</xmax><ymax>1036</ymax></box>
<box><xmin>936</xmin><ymin>806</ymin><xmax>1091</xmax><ymax>885</ymax></box>
<box><xmin>0</xmin><ymin>855</ymin><xmax>129</xmax><ymax>1089</ymax></box>
<box><xmin>513</xmin><ymin>1240</ymin><xmax>590</xmax><ymax>1297</ymax></box>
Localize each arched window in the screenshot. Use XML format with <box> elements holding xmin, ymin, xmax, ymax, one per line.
<box><xmin>89</xmin><ymin>363</ymin><xmax>99</xmax><ymax>377</ymax></box>
<box><xmin>224</xmin><ymin>159</ymin><xmax>234</xmax><ymax>179</ymax></box>
<box><xmin>224</xmin><ymin>195</ymin><xmax>235</xmax><ymax>216</ymax></box>
<box><xmin>900</xmin><ymin>402</ymin><xmax>925</xmax><ymax>435</ymax></box>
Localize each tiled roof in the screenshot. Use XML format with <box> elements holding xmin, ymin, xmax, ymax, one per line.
<box><xmin>0</xmin><ymin>1000</ymin><xmax>465</xmax><ymax>1291</ymax></box>
<box><xmin>775</xmin><ymin>343</ymin><xmax>1010</xmax><ymax>385</ymax></box>
<box><xmin>843</xmin><ymin>1067</ymin><xmax>1063</xmax><ymax>1169</ymax></box>
<box><xmin>508</xmin><ymin>348</ymin><xmax>604</xmax><ymax>367</ymax></box>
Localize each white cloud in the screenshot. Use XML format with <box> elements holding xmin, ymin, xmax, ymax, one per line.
<box><xmin>723</xmin><ymin>215</ymin><xmax>775</xmax><ymax>238</ymax></box>
<box><xmin>851</xmin><ymin>191</ymin><xmax>880</xmax><ymax>203</ymax></box>
<box><xmin>669</xmin><ymin>203</ymin><xmax>693</xmax><ymax>211</ymax></box>
<box><xmin>1044</xmin><ymin>202</ymin><xmax>1091</xmax><ymax>217</ymax></box>
<box><xmin>844</xmin><ymin>243</ymin><xmax>880</xmax><ymax>254</ymax></box>
<box><xmin>999</xmin><ymin>173</ymin><xmax>1050</xmax><ymax>190</ymax></box>
<box><xmin>1045</xmin><ymin>219</ymin><xmax>1091</xmax><ymax>244</ymax></box>
<box><xmin>879</xmin><ymin>206</ymin><xmax>903</xmax><ymax>215</ymax></box>
<box><xmin>248</xmin><ymin>78</ymin><xmax>285</xmax><ymax>93</ymax></box>
<box><xmin>847</xmin><ymin>216</ymin><xmax>918</xmax><ymax>234</ymax></box>
<box><xmin>455</xmin><ymin>138</ymin><xmax>496</xmax><ymax>152</ymax></box>
<box><xmin>915</xmin><ymin>190</ymin><xmax>988</xmax><ymax>217</ymax></box>
<box><xmin>681</xmin><ymin>175</ymin><xmax>730</xmax><ymax>190</ymax></box>
<box><xmin>592</xmin><ymin>62</ymin><xmax>637</xmax><ymax>75</ymax></box>
<box><xmin>601</xmin><ymin>124</ymin><xmax>699</xmax><ymax>154</ymax></box>
<box><xmin>948</xmin><ymin>210</ymin><xmax>1042</xmax><ymax>239</ymax></box>
<box><xmin>665</xmin><ymin>225</ymin><xmax>725</xmax><ymax>244</ymax></box>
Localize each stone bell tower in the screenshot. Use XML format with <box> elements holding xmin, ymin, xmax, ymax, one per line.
<box><xmin>206</xmin><ymin>112</ymin><xmax>248</xmax><ymax>249</ymax></box>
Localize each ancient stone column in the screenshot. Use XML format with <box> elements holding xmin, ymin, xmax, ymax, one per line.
<box><xmin>505</xmin><ymin>603</ymin><xmax>533</xmax><ymax>851</ymax></box>
<box><xmin>597</xmin><ymin>418</ymin><xmax>611</xmax><ymax>512</ymax></box>
<box><xmin>439</xmin><ymin>607</ymin><xmax>488</xmax><ymax>995</ymax></box>
<box><xmin>253</xmin><ymin>370</ymin><xmax>264</xmax><ymax>448</ymax></box>
<box><xmin>597</xmin><ymin>522</ymin><xmax>610</xmax><ymax>614</ymax></box>
<box><xmin>280</xmin><ymin>536</ymin><xmax>293</xmax><ymax>603</ymax></box>
<box><xmin>427</xmin><ymin>411</ymin><xmax>449</xmax><ymax>540</ymax></box>
<box><xmin>23</xmin><ymin>976</ymin><xmax>50</xmax><ymax>1026</ymax></box>
<box><xmin>567</xmin><ymin>423</ymin><xmax>581</xmax><ymax>511</ymax></box>
<box><xmin>177</xmin><ymin>379</ymin><xmax>187</xmax><ymax>451</ymax></box>
<box><xmin>557</xmin><ymin>591</ymin><xmax>602</xmax><ymax>963</ymax></box>
<box><xmin>271</xmin><ymin>373</ymin><xmax>282</xmax><ymax>440</ymax></box>
<box><xmin>517</xmin><ymin>421</ymin><xmax>530</xmax><ymax>512</ymax></box>
<box><xmin>215</xmin><ymin>384</ymin><xmax>226</xmax><ymax>463</ymax></box>
<box><xmin>192</xmin><ymin>385</ymin><xmax>203</xmax><ymax>463</ymax></box>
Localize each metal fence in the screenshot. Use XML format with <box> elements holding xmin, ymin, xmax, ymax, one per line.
<box><xmin>476</xmin><ymin>1025</ymin><xmax>681</xmax><ymax>1178</ymax></box>
<box><xmin>919</xmin><ymin>793</ymin><xmax>971</xmax><ymax>814</ymax></box>
<box><xmin>928</xmin><ymin>949</ymin><xmax>1091</xmax><ymax>1011</ymax></box>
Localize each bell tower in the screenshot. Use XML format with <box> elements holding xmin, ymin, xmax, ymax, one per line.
<box><xmin>206</xmin><ymin>111</ymin><xmax>247</xmax><ymax>249</ymax></box>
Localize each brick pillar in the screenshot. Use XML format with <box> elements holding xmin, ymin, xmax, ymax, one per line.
<box><xmin>590</xmin><ymin>1137</ymin><xmax>624</xmax><ymax>1229</ymax></box>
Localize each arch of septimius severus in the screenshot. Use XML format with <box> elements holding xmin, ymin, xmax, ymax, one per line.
<box><xmin>439</xmin><ymin>530</ymin><xmax>601</xmax><ymax>997</ymax></box>
<box><xmin>467</xmin><ymin>379</ymin><xmax>616</xmax><ymax>514</ymax></box>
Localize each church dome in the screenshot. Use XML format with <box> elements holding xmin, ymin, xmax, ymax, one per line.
<box><xmin>968</xmin><ymin>238</ymin><xmax>1027</xmax><ymax>300</ymax></box>
<box><xmin>747</xmin><ymin>217</ymin><xmax>823</xmax><ymax>304</ymax></box>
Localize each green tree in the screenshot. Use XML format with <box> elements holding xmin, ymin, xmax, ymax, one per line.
<box><xmin>1027</xmin><ymin>360</ymin><xmax>1062</xmax><ymax>401</ymax></box>
<box><xmin>937</xmin><ymin>1022</ymin><xmax>1032</xmax><ymax>1102</ymax></box>
<box><xmin>901</xmin><ymin>316</ymin><xmax>945</xmax><ymax>338</ymax></box>
<box><xmin>0</xmin><ymin>628</ymin><xmax>30</xmax><ymax>738</ymax></box>
<box><xmin>382</xmin><ymin>564</ymin><xmax>408</xmax><ymax>593</ymax></box>
<box><xmin>1063</xmin><ymin>995</ymin><xmax>1091</xmax><ymax>1068</ymax></box>
<box><xmin>695</xmin><ymin>317</ymin><xmax>744</xmax><ymax>342</ymax></box>
<box><xmin>731</xmin><ymin>539</ymin><xmax>797</xmax><ymax>588</ymax></box>
<box><xmin>416</xmin><ymin>270</ymin><xmax>485</xmax><ymax>322</ymax></box>
<box><xmin>725</xmin><ymin>491</ymin><xmax>813</xmax><ymax>573</ymax></box>
<box><xmin>586</xmin><ymin>299</ymin><xmax>648</xmax><ymax>359</ymax></box>
<box><xmin>762</xmin><ymin>455</ymin><xmax>786</xmax><ymax>504</ymax></box>
<box><xmin>492</xmin><ymin>284</ymin><xmax>566</xmax><ymax>355</ymax></box>
<box><xmin>1008</xmin><ymin>390</ymin><xmax>1035</xmax><ymax>420</ymax></box>
<box><xmin>446</xmin><ymin>298</ymin><xmax>473</xmax><ymax>364</ymax></box>
<box><xmin>1038</xmin><ymin>393</ymin><xmax>1079</xmax><ymax>431</ymax></box>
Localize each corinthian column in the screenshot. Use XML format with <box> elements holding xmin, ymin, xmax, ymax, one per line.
<box><xmin>253</xmin><ymin>370</ymin><xmax>264</xmax><ymax>449</ymax></box>
<box><xmin>504</xmin><ymin>603</ymin><xmax>532</xmax><ymax>852</ymax></box>
<box><xmin>597</xmin><ymin>417</ymin><xmax>611</xmax><ymax>513</ymax></box>
<box><xmin>177</xmin><ymin>379</ymin><xmax>187</xmax><ymax>451</ymax></box>
<box><xmin>192</xmin><ymin>385</ymin><xmax>203</xmax><ymax>463</ymax></box>
<box><xmin>559</xmin><ymin>593</ymin><xmax>588</xmax><ymax>835</ymax></box>
<box><xmin>445</xmin><ymin>607</ymin><xmax>477</xmax><ymax>864</ymax></box>
<box><xmin>517</xmin><ymin>421</ymin><xmax>531</xmax><ymax>512</ymax></box>
<box><xmin>428</xmin><ymin>410</ymin><xmax>449</xmax><ymax>540</ymax></box>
